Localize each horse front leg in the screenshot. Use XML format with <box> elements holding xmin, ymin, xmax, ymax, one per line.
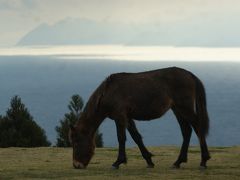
<box><xmin>127</xmin><ymin>120</ymin><xmax>154</xmax><ymax>168</ymax></box>
<box><xmin>112</xmin><ymin>121</ymin><xmax>127</xmax><ymax>169</ymax></box>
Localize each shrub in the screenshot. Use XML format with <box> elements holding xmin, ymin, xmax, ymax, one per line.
<box><xmin>0</xmin><ymin>96</ymin><xmax>51</xmax><ymax>147</ymax></box>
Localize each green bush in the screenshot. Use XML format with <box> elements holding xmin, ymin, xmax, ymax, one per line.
<box><xmin>0</xmin><ymin>96</ymin><xmax>51</xmax><ymax>147</ymax></box>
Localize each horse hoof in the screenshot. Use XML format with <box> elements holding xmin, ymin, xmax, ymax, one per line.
<box><xmin>147</xmin><ymin>164</ymin><xmax>154</xmax><ymax>168</ymax></box>
<box><xmin>171</xmin><ymin>164</ymin><xmax>180</xmax><ymax>169</ymax></box>
<box><xmin>111</xmin><ymin>165</ymin><xmax>119</xmax><ymax>170</ymax></box>
<box><xmin>199</xmin><ymin>165</ymin><xmax>207</xmax><ymax>170</ymax></box>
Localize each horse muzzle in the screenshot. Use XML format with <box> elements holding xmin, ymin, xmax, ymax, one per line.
<box><xmin>73</xmin><ymin>160</ymin><xmax>86</xmax><ymax>169</ymax></box>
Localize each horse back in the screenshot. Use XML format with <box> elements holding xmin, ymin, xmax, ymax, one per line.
<box><xmin>98</xmin><ymin>67</ymin><xmax>196</xmax><ymax>120</ymax></box>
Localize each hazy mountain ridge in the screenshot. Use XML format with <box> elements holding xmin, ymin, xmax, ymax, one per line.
<box><xmin>17</xmin><ymin>18</ymin><xmax>138</xmax><ymax>45</ymax></box>
<box><xmin>17</xmin><ymin>17</ymin><xmax>240</xmax><ymax>46</ymax></box>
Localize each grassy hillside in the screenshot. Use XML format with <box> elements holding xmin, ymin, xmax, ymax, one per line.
<box><xmin>0</xmin><ymin>146</ymin><xmax>239</xmax><ymax>179</ymax></box>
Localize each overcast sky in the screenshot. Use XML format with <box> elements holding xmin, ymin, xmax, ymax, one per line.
<box><xmin>0</xmin><ymin>0</ymin><xmax>239</xmax><ymax>46</ymax></box>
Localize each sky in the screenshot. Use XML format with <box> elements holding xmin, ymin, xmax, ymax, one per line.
<box><xmin>0</xmin><ymin>0</ymin><xmax>240</xmax><ymax>46</ymax></box>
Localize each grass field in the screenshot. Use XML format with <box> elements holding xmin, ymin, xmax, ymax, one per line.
<box><xmin>0</xmin><ymin>146</ymin><xmax>240</xmax><ymax>179</ymax></box>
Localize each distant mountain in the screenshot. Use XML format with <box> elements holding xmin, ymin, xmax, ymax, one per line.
<box><xmin>17</xmin><ymin>18</ymin><xmax>138</xmax><ymax>45</ymax></box>
<box><xmin>17</xmin><ymin>17</ymin><xmax>240</xmax><ymax>47</ymax></box>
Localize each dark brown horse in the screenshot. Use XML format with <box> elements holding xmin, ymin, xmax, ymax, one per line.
<box><xmin>69</xmin><ymin>67</ymin><xmax>211</xmax><ymax>170</ymax></box>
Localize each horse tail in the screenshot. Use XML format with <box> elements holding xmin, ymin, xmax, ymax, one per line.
<box><xmin>194</xmin><ymin>75</ymin><xmax>210</xmax><ymax>138</ymax></box>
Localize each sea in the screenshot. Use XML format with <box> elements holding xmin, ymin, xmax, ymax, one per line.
<box><xmin>0</xmin><ymin>46</ymin><xmax>240</xmax><ymax>147</ymax></box>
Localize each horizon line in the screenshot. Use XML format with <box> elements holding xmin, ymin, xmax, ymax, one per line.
<box><xmin>1</xmin><ymin>45</ymin><xmax>240</xmax><ymax>62</ymax></box>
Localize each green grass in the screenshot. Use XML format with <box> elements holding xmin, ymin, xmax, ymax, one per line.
<box><xmin>0</xmin><ymin>146</ymin><xmax>240</xmax><ymax>179</ymax></box>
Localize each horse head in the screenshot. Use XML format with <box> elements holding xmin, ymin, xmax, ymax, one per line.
<box><xmin>69</xmin><ymin>124</ymin><xmax>95</xmax><ymax>169</ymax></box>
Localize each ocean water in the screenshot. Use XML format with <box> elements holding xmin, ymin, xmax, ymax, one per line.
<box><xmin>0</xmin><ymin>55</ymin><xmax>240</xmax><ymax>147</ymax></box>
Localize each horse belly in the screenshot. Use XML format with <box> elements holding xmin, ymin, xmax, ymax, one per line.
<box><xmin>130</xmin><ymin>97</ymin><xmax>172</xmax><ymax>121</ymax></box>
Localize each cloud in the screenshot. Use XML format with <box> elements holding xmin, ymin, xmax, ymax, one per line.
<box><xmin>0</xmin><ymin>0</ymin><xmax>36</xmax><ymax>11</ymax></box>
<box><xmin>21</xmin><ymin>0</ymin><xmax>37</xmax><ymax>8</ymax></box>
<box><xmin>1</xmin><ymin>0</ymin><xmax>240</xmax><ymax>23</ymax></box>
<box><xmin>0</xmin><ymin>0</ymin><xmax>240</xmax><ymax>46</ymax></box>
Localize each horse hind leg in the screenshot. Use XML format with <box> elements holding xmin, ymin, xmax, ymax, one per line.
<box><xmin>173</xmin><ymin>106</ymin><xmax>211</xmax><ymax>169</ymax></box>
<box><xmin>172</xmin><ymin>107</ymin><xmax>192</xmax><ymax>168</ymax></box>
<box><xmin>190</xmin><ymin>120</ymin><xmax>211</xmax><ymax>168</ymax></box>
<box><xmin>127</xmin><ymin>120</ymin><xmax>154</xmax><ymax>168</ymax></box>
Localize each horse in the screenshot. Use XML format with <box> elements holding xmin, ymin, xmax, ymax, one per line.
<box><xmin>69</xmin><ymin>67</ymin><xmax>211</xmax><ymax>170</ymax></box>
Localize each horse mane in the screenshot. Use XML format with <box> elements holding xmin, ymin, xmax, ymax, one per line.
<box><xmin>82</xmin><ymin>75</ymin><xmax>113</xmax><ymax>118</ymax></box>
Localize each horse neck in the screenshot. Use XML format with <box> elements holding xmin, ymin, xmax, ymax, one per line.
<box><xmin>76</xmin><ymin>110</ymin><xmax>105</xmax><ymax>136</ymax></box>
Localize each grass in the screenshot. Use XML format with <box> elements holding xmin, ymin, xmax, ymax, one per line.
<box><xmin>0</xmin><ymin>146</ymin><xmax>240</xmax><ymax>179</ymax></box>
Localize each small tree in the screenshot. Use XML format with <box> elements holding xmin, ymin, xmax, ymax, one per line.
<box><xmin>56</xmin><ymin>94</ymin><xmax>103</xmax><ymax>147</ymax></box>
<box><xmin>0</xmin><ymin>96</ymin><xmax>51</xmax><ymax>147</ymax></box>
